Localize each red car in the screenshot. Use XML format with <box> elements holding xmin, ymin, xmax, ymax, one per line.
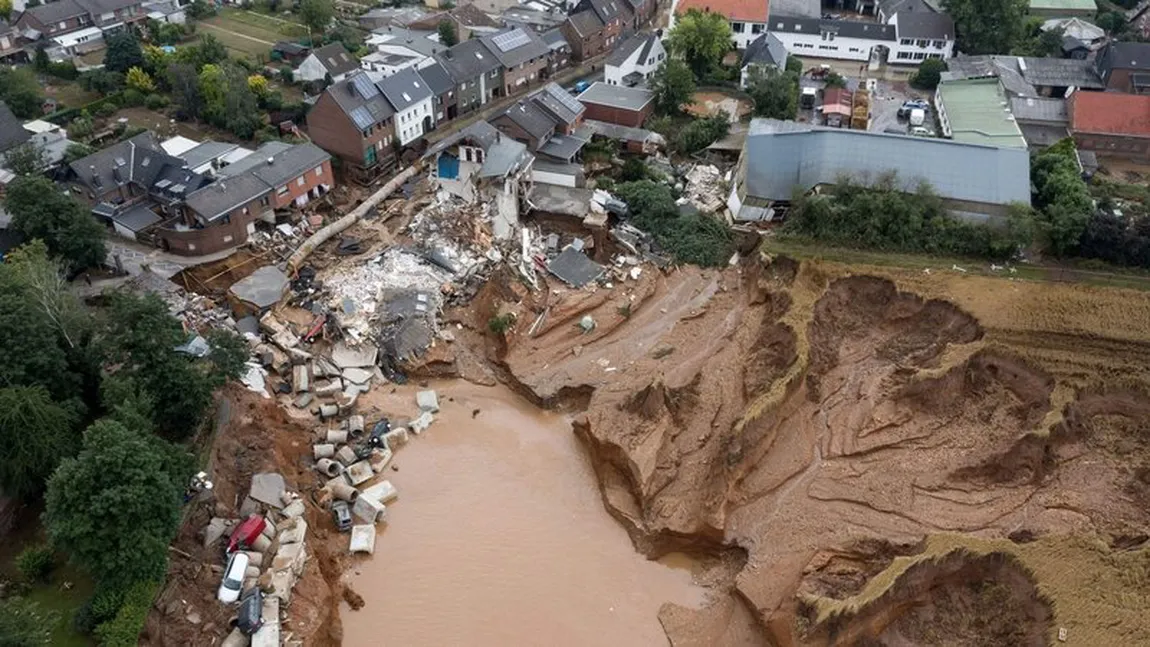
<box><xmin>226</xmin><ymin>514</ymin><xmax>267</xmax><ymax>554</ymax></box>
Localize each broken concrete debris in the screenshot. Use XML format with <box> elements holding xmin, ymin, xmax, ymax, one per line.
<box><xmin>349</xmin><ymin>524</ymin><xmax>376</xmax><ymax>554</ymax></box>
<box><xmin>344</xmin><ymin>461</ymin><xmax>374</xmax><ymax>486</ymax></box>
<box><xmin>352</xmin><ymin>495</ymin><xmax>387</xmax><ymax>524</ymax></box>
<box><xmin>416</xmin><ymin>389</ymin><xmax>439</xmax><ymax>413</ymax></box>
<box><xmin>228</xmin><ymin>266</ymin><xmax>290</xmax><ymax>315</ymax></box>
<box><xmin>547</xmin><ymin>246</ymin><xmax>605</xmax><ymax>288</ymax></box>
<box><xmin>248</xmin><ymin>473</ymin><xmax>286</xmax><ymax>510</ymax></box>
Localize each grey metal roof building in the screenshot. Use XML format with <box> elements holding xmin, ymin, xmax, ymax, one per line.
<box><xmin>435</xmin><ymin>38</ymin><xmax>501</xmax><ymax>84</ymax></box>
<box><xmin>770</xmin><ymin>16</ymin><xmax>897</xmax><ymax>40</ymax></box>
<box><xmin>576</xmin><ymin>82</ymin><xmax>653</xmax><ymax>111</ymax></box>
<box><xmin>70</xmin><ymin>131</ymin><xmax>188</xmax><ymax>194</ymax></box>
<box><xmin>607</xmin><ymin>32</ymin><xmax>658</xmax><ymax>67</ymax></box>
<box><xmin>742</xmin><ymin>32</ymin><xmax>787</xmax><ymax>69</ymax></box>
<box><xmin>482</xmin><ymin>26</ymin><xmax>551</xmax><ymax>68</ymax></box>
<box><xmin>737</xmin><ymin>119</ymin><xmax>1031</xmax><ymax>213</ymax></box>
<box><xmin>179</xmin><ymin>141</ymin><xmax>241</xmax><ymax>171</ymax></box>
<box><xmin>500</xmin><ymin>99</ymin><xmax>557</xmax><ymax>139</ymax></box>
<box><xmin>184</xmin><ymin>173</ymin><xmax>270</xmax><ymax>221</ymax></box>
<box><xmin>893</xmin><ymin>12</ymin><xmax>954</xmax><ymax>39</ymax></box>
<box><xmin>220</xmin><ymin>142</ymin><xmax>331</xmax><ymax>190</ymax></box>
<box><xmin>945</xmin><ymin>55</ymin><xmax>1104</xmax><ymax>97</ymax></box>
<box><xmin>376</xmin><ymin>67</ymin><xmax>433</xmax><ymax>112</ymax></box>
<box><xmin>541</xmin><ymin>27</ymin><xmax>569</xmax><ymax>51</ymax></box>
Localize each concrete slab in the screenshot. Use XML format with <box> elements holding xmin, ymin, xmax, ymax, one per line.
<box><xmin>368</xmin><ymin>447</ymin><xmax>393</xmax><ymax>473</ymax></box>
<box><xmin>204</xmin><ymin>517</ymin><xmax>229</xmax><ymax>548</ymax></box>
<box><xmin>341</xmin><ymin>367</ymin><xmax>373</xmax><ymax>385</ymax></box>
<box><xmin>349</xmin><ymin>524</ymin><xmax>376</xmax><ymax>554</ymax></box>
<box><xmin>277</xmin><ymin>518</ymin><xmax>308</xmax><ymax>545</ymax></box>
<box><xmin>344</xmin><ymin>461</ymin><xmax>374</xmax><ymax>486</ymax></box>
<box><xmin>330</xmin><ymin>342</ymin><xmax>379</xmax><ymax>369</ymax></box>
<box><xmin>335</xmin><ymin>445</ymin><xmax>358</xmax><ymax>466</ymax></box>
<box><xmin>361</xmin><ymin>480</ymin><xmax>399</xmax><ymax>505</ymax></box>
<box><xmin>352</xmin><ymin>494</ymin><xmax>386</xmax><ymax>523</ymax></box>
<box><xmin>272</xmin><ymin>541</ymin><xmax>306</xmax><ymax>575</ymax></box>
<box><xmin>221</xmin><ymin>627</ymin><xmax>250</xmax><ymax>647</ymax></box>
<box><xmin>249</xmin><ymin>473</ymin><xmax>286</xmax><ymax>509</ymax></box>
<box><xmin>252</xmin><ymin>593</ymin><xmax>281</xmax><ymax>647</ymax></box>
<box><xmin>416</xmin><ymin>390</ymin><xmax>439</xmax><ymax>412</ymax></box>
<box><xmin>293</xmin><ymin>393</ymin><xmax>313</xmax><ymax>408</ymax></box>
<box><xmin>292</xmin><ymin>365</ymin><xmax>309</xmax><ymax>393</ymax></box>
<box><xmin>268</xmin><ymin>569</ymin><xmax>294</xmax><ymax>605</ymax></box>
<box><xmin>384</xmin><ymin>427</ymin><xmax>409</xmax><ymax>448</ymax></box>
<box><xmin>314</xmin><ymin>380</ymin><xmax>342</xmax><ymax>396</ymax></box>
<box><xmin>282</xmin><ymin>498</ymin><xmax>306</xmax><ymax>519</ymax></box>
<box><xmin>547</xmin><ymin>246</ymin><xmax>604</xmax><ymax>287</ymax></box>
<box><xmin>410</xmin><ymin>411</ymin><xmax>433</xmax><ymax>434</ymax></box>
<box><xmin>229</xmin><ymin>266</ymin><xmax>290</xmax><ymax>312</ymax></box>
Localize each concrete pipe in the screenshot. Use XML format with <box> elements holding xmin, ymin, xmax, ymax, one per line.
<box><xmin>326</xmin><ymin>429</ymin><xmax>349</xmax><ymax>444</ymax></box>
<box><xmin>330</xmin><ymin>482</ymin><xmax>359</xmax><ymax>503</ymax></box>
<box><xmin>313</xmin><ymin>443</ymin><xmax>336</xmax><ymax>460</ymax></box>
<box><xmin>319</xmin><ymin>404</ymin><xmax>339</xmax><ymax>419</ymax></box>
<box><xmin>347</xmin><ymin>415</ymin><xmax>365</xmax><ymax>437</ymax></box>
<box><xmin>315</xmin><ymin>458</ymin><xmax>342</xmax><ymax>477</ymax></box>
<box><xmin>251</xmin><ymin>534</ymin><xmax>272</xmax><ymax>553</ymax></box>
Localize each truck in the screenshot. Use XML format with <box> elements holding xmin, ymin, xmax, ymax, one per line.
<box><xmin>800</xmin><ymin>87</ymin><xmax>818</xmax><ymax>109</ymax></box>
<box><xmin>909</xmin><ymin>108</ymin><xmax>926</xmax><ymax>127</ymax></box>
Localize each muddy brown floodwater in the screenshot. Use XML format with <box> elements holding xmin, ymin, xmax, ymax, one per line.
<box><xmin>340</xmin><ymin>381</ymin><xmax>707</xmax><ymax>646</ymax></box>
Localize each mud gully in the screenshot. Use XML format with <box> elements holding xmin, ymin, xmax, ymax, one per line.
<box><xmin>140</xmin><ymin>170</ymin><xmax>1150</xmax><ymax>647</ymax></box>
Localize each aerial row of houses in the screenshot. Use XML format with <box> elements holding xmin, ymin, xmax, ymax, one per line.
<box><xmin>0</xmin><ymin>0</ymin><xmax>184</xmax><ymax>62</ymax></box>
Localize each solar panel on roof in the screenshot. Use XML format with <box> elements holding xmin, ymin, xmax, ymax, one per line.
<box><xmin>349</xmin><ymin>106</ymin><xmax>374</xmax><ymax>130</ymax></box>
<box><xmin>350</xmin><ymin>74</ymin><xmax>381</xmax><ymax>99</ymax></box>
<box><xmin>547</xmin><ymin>84</ymin><xmax>584</xmax><ymax>116</ymax></box>
<box><xmin>493</xmin><ymin>29</ymin><xmax>531</xmax><ymax>52</ymax></box>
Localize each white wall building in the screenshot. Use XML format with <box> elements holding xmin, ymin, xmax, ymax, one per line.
<box><xmin>295</xmin><ymin>43</ymin><xmax>360</xmax><ymax>84</ymax></box>
<box><xmin>604</xmin><ymin>32</ymin><xmax>666</xmax><ymax>87</ymax></box>
<box><xmin>887</xmin><ymin>13</ymin><xmax>955</xmax><ymax>63</ymax></box>
<box><xmin>769</xmin><ymin>12</ymin><xmax>955</xmax><ymax>66</ymax></box>
<box><xmin>376</xmin><ymin>68</ymin><xmax>435</xmax><ymax>146</ymax></box>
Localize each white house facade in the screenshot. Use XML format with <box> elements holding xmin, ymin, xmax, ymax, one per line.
<box><xmin>376</xmin><ymin>68</ymin><xmax>435</xmax><ymax>146</ymax></box>
<box><xmin>768</xmin><ymin>12</ymin><xmax>956</xmax><ymax>66</ymax></box>
<box><xmin>604</xmin><ymin>33</ymin><xmax>666</xmax><ymax>86</ymax></box>
<box><xmin>887</xmin><ymin>12</ymin><xmax>955</xmax><ymax>63</ymax></box>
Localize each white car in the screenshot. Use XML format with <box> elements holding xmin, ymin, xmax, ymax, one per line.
<box><xmin>909</xmin><ymin>126</ymin><xmax>936</xmax><ymax>138</ymax></box>
<box><xmin>217</xmin><ymin>552</ymin><xmax>249</xmax><ymax>603</ymax></box>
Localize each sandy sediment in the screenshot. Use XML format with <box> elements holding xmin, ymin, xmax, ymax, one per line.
<box><xmin>489</xmin><ymin>256</ymin><xmax>1150</xmax><ymax>646</ymax></box>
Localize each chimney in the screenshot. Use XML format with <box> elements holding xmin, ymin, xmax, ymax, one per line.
<box><xmin>90</xmin><ymin>165</ymin><xmax>101</xmax><ymax>187</ymax></box>
<box><xmin>266</xmin><ymin>157</ymin><xmax>274</xmax><ymax>165</ymax></box>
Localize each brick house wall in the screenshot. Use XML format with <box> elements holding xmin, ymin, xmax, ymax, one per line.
<box><xmin>307</xmin><ymin>93</ymin><xmax>396</xmax><ymax>181</ymax></box>
<box><xmin>580</xmin><ymin>101</ymin><xmax>651</xmax><ymax>127</ymax></box>
<box><xmin>490</xmin><ymin>114</ymin><xmax>550</xmax><ymax>150</ymax></box>
<box><xmin>17</xmin><ymin>13</ymin><xmax>90</xmax><ymax>37</ymax></box>
<box><xmin>1105</xmin><ymin>68</ymin><xmax>1135</xmax><ymax>93</ymax></box>
<box><xmin>502</xmin><ymin>57</ymin><xmax>549</xmax><ymax>96</ymax></box>
<box><xmin>1073</xmin><ymin>132</ymin><xmax>1150</xmax><ymax>160</ymax></box>
<box><xmin>562</xmin><ymin>18</ymin><xmax>606</xmax><ymax>61</ymax></box>
<box><xmin>267</xmin><ymin>159</ymin><xmax>335</xmax><ymax>209</ymax></box>
<box><xmin>159</xmin><ymin>200</ymin><xmax>262</xmax><ymax>256</ymax></box>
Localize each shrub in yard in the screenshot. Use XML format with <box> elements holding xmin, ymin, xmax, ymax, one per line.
<box><xmin>15</xmin><ymin>545</ymin><xmax>54</xmax><ymax>583</ymax></box>
<box><xmin>121</xmin><ymin>88</ymin><xmax>145</xmax><ymax>107</ymax></box>
<box><xmin>73</xmin><ymin>587</ymin><xmax>124</xmax><ymax>636</ymax></box>
<box><xmin>95</xmin><ymin>580</ymin><xmax>159</xmax><ymax>647</ymax></box>
<box><xmin>94</xmin><ymin>102</ymin><xmax>118</xmax><ymax>118</ymax></box>
<box><xmin>144</xmin><ymin>94</ymin><xmax>167</xmax><ymax>110</ymax></box>
<box><xmin>488</xmin><ymin>313</ymin><xmax>516</xmax><ymax>335</ymax></box>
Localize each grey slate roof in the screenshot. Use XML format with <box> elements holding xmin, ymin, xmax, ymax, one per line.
<box><xmin>418</xmin><ymin>61</ymin><xmax>454</xmax><ymax>96</ymax></box>
<box><xmin>945</xmin><ymin>55</ymin><xmax>1103</xmax><ymax>96</ymax></box>
<box><xmin>435</xmin><ymin>38</ymin><xmax>501</xmax><ymax>83</ymax></box>
<box><xmin>112</xmin><ymin>203</ymin><xmax>161</xmax><ymax>232</ymax></box>
<box><xmin>376</xmin><ymin>67</ymin><xmax>433</xmax><ymax>112</ymax></box>
<box><xmin>770</xmin><ymin>16</ymin><xmax>896</xmax><ymax>40</ymax></box>
<box><xmin>219</xmin><ymin>142</ymin><xmax>330</xmax><ymax>190</ymax></box>
<box><xmin>566</xmin><ymin>10</ymin><xmax>604</xmax><ymax>37</ymax></box>
<box><xmin>607</xmin><ymin>32</ymin><xmax>657</xmax><ymax>67</ymax></box>
<box><xmin>184</xmin><ymin>173</ymin><xmax>270</xmax><ymax>221</ymax></box>
<box><xmin>741</xmin><ymin>119</ymin><xmax>1031</xmax><ymax>208</ymax></box>
<box><xmin>179</xmin><ymin>141</ymin><xmax>240</xmax><ymax>170</ymax></box>
<box><xmin>499</xmin><ymin>99</ymin><xmax>557</xmax><ymax>139</ymax></box>
<box><xmin>534</xmin><ymin>82</ymin><xmax>584</xmax><ymax>124</ymax></box>
<box><xmin>584</xmin><ymin>0</ymin><xmax>629</xmax><ymax>24</ymax></box>
<box><xmin>537</xmin><ymin>131</ymin><xmax>588</xmax><ymax>160</ymax></box>
<box><xmin>78</xmin><ymin>0</ymin><xmax>142</xmax><ymax>16</ymax></box>
<box><xmin>1009</xmin><ymin>96</ymin><xmax>1068</xmax><ymax>123</ymax></box>
<box><xmin>324</xmin><ymin>71</ymin><xmax>396</xmax><ymax>130</ymax></box>
<box><xmin>576</xmin><ymin>82</ymin><xmax>653</xmax><ymax>111</ymax></box>
<box><xmin>541</xmin><ymin>27</ymin><xmax>569</xmax><ymax>51</ymax></box>
<box><xmin>742</xmin><ymin>32</ymin><xmax>787</xmax><ymax>68</ymax></box>
<box><xmin>371</xmin><ymin>28</ymin><xmax>444</xmax><ymax>57</ymax></box>
<box><xmin>70</xmin><ymin>131</ymin><xmax>185</xmax><ymax>193</ymax></box>
<box><xmin>449</xmin><ymin>3</ymin><xmax>500</xmax><ymax>28</ymax></box>
<box><xmin>481</xmin><ymin>26</ymin><xmax>551</xmax><ymax>68</ymax></box>
<box><xmin>24</xmin><ymin>0</ymin><xmax>87</xmax><ymax>25</ymax></box>
<box><xmin>1095</xmin><ymin>42</ymin><xmax>1150</xmax><ymax>83</ymax></box>
<box><xmin>879</xmin><ymin>0</ymin><xmax>941</xmax><ymax>15</ymax></box>
<box><xmin>0</xmin><ymin>102</ymin><xmax>30</xmax><ymax>154</ymax></box>
<box><xmin>894</xmin><ymin>11</ymin><xmax>954</xmax><ymax>39</ymax></box>
<box><xmin>425</xmin><ymin>120</ymin><xmax>532</xmax><ymax>178</ymax></box>
<box><xmin>768</xmin><ymin>0</ymin><xmax>821</xmax><ymax>18</ymax></box>
<box><xmin>309</xmin><ymin>43</ymin><xmax>359</xmax><ymax>77</ymax></box>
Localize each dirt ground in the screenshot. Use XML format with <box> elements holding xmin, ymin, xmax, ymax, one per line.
<box><xmin>477</xmin><ymin>255</ymin><xmax>1150</xmax><ymax>646</ymax></box>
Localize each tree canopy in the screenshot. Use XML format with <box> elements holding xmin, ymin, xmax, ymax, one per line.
<box><xmin>104</xmin><ymin>31</ymin><xmax>145</xmax><ymax>74</ymax></box>
<box><xmin>666</xmin><ymin>9</ymin><xmax>732</xmax><ymax>78</ymax></box>
<box><xmin>0</xmin><ymin>68</ymin><xmax>44</xmax><ymax>118</ymax></box>
<box><xmin>614</xmin><ymin>180</ymin><xmax>734</xmax><ymax>266</ymax></box>
<box><xmin>0</xmin><ymin>386</ymin><xmax>82</xmax><ymax>498</ymax></box>
<box><xmin>438</xmin><ymin>19</ymin><xmax>459</xmax><ymax>47</ymax></box>
<box><xmin>1030</xmin><ymin>139</ymin><xmax>1092</xmax><ymax>256</ymax></box>
<box><xmin>942</xmin><ymin>0</ymin><xmax>1028</xmax><ymax>54</ymax></box>
<box><xmin>911</xmin><ymin>57</ymin><xmax>946</xmax><ymax>90</ymax></box>
<box><xmin>649</xmin><ymin>59</ymin><xmax>696</xmax><ymax>115</ymax></box>
<box><xmin>44</xmin><ymin>419</ymin><xmax>191</xmax><ymax>592</ymax></box>
<box><xmin>5</xmin><ymin>175</ymin><xmax>107</xmax><ymax>270</ymax></box>
<box><xmin>299</xmin><ymin>0</ymin><xmax>335</xmax><ymax>45</ymax></box>
<box><xmin>748</xmin><ymin>66</ymin><xmax>798</xmax><ymax>120</ymax></box>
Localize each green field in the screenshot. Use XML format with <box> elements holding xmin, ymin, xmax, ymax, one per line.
<box><xmin>200</xmin><ymin>8</ymin><xmax>308</xmax><ymax>59</ymax></box>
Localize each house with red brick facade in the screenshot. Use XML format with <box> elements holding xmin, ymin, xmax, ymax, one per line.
<box><xmin>1068</xmin><ymin>90</ymin><xmax>1150</xmax><ymax>160</ymax></box>
<box><xmin>307</xmin><ymin>70</ymin><xmax>399</xmax><ymax>183</ymax></box>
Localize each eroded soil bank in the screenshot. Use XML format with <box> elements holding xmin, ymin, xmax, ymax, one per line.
<box><xmin>339</xmin><ymin>381</ymin><xmax>706</xmax><ymax>646</ymax></box>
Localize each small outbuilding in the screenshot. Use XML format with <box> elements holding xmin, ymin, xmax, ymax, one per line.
<box><xmin>576</xmin><ymin>82</ymin><xmax>654</xmax><ymax>128</ymax></box>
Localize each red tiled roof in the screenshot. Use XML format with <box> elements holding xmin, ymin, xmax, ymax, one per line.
<box><xmin>1069</xmin><ymin>91</ymin><xmax>1150</xmax><ymax>137</ymax></box>
<box><xmin>675</xmin><ymin>0</ymin><xmax>769</xmax><ymax>24</ymax></box>
<box><xmin>823</xmin><ymin>87</ymin><xmax>853</xmax><ymax>108</ymax></box>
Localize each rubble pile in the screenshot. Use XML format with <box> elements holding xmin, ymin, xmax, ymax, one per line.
<box><xmin>680</xmin><ymin>164</ymin><xmax>727</xmax><ymax>215</ymax></box>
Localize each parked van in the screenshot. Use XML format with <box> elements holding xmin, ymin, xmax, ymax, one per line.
<box><xmin>800</xmin><ymin>87</ymin><xmax>818</xmax><ymax>109</ymax></box>
<box><xmin>909</xmin><ymin>108</ymin><xmax>926</xmax><ymax>127</ymax></box>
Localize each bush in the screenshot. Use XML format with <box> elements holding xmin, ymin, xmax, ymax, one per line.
<box><xmin>673</xmin><ymin>115</ymin><xmax>730</xmax><ymax>154</ymax></box>
<box><xmin>95</xmin><ymin>580</ymin><xmax>158</xmax><ymax>647</ymax></box>
<box><xmin>121</xmin><ymin>88</ymin><xmax>145</xmax><ymax>107</ymax></box>
<box><xmin>488</xmin><ymin>313</ymin><xmax>516</xmax><ymax>335</ymax></box>
<box><xmin>144</xmin><ymin>93</ymin><xmax>168</xmax><ymax>110</ymax></box>
<box><xmin>619</xmin><ymin>157</ymin><xmax>649</xmax><ymax>182</ymax></box>
<box><xmin>911</xmin><ymin>57</ymin><xmax>947</xmax><ymax>90</ymax></box>
<box><xmin>94</xmin><ymin>102</ymin><xmax>118</xmax><ymax>117</ymax></box>
<box><xmin>614</xmin><ymin>180</ymin><xmax>734</xmax><ymax>267</ymax></box>
<box><xmin>15</xmin><ymin>546</ymin><xmax>54</xmax><ymax>583</ymax></box>
<box><xmin>47</xmin><ymin>60</ymin><xmax>79</xmax><ymax>80</ymax></box>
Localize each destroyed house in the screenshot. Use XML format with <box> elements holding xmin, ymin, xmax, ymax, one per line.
<box><xmin>490</xmin><ymin>82</ymin><xmax>591</xmax><ymax>164</ymax></box>
<box><xmin>70</xmin><ymin>132</ymin><xmax>333</xmax><ymax>255</ymax></box>
<box><xmin>426</xmin><ymin>120</ymin><xmax>534</xmax><ymax>239</ymax></box>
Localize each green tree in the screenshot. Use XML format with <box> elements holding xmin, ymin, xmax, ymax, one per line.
<box><xmin>911</xmin><ymin>57</ymin><xmax>947</xmax><ymax>90</ymax></box>
<box><xmin>186</xmin><ymin>0</ymin><xmax>215</xmax><ymax>19</ymax></box>
<box><xmin>44</xmin><ymin>419</ymin><xmax>190</xmax><ymax>592</ymax></box>
<box><xmin>824</xmin><ymin>71</ymin><xmax>847</xmax><ymax>89</ymax></box>
<box><xmin>673</xmin><ymin>114</ymin><xmax>729</xmax><ymax>154</ymax></box>
<box><xmin>0</xmin><ymin>68</ymin><xmax>44</xmax><ymax>118</ymax></box>
<box><xmin>298</xmin><ymin>0</ymin><xmax>335</xmax><ymax>46</ymax></box>
<box><xmin>942</xmin><ymin>0</ymin><xmax>1028</xmax><ymax>54</ymax></box>
<box><xmin>1096</xmin><ymin>11</ymin><xmax>1128</xmax><ymax>35</ymax></box>
<box><xmin>438</xmin><ymin>19</ymin><xmax>458</xmax><ymax>47</ymax></box>
<box><xmin>0</xmin><ymin>386</ymin><xmax>82</xmax><ymax>498</ymax></box>
<box><xmin>166</xmin><ymin>62</ymin><xmax>202</xmax><ymax>118</ymax></box>
<box><xmin>125</xmin><ymin>66</ymin><xmax>156</xmax><ymax>93</ymax></box>
<box><xmin>104</xmin><ymin>31</ymin><xmax>145</xmax><ymax>73</ymax></box>
<box><xmin>748</xmin><ymin>66</ymin><xmax>798</xmax><ymax>119</ymax></box>
<box><xmin>666</xmin><ymin>9</ymin><xmax>732</xmax><ymax>78</ymax></box>
<box><xmin>614</xmin><ymin>180</ymin><xmax>734</xmax><ymax>266</ymax></box>
<box><xmin>0</xmin><ymin>597</ymin><xmax>57</xmax><ymax>646</ymax></box>
<box><xmin>5</xmin><ymin>175</ymin><xmax>107</xmax><ymax>270</ymax></box>
<box><xmin>63</xmin><ymin>142</ymin><xmax>96</xmax><ymax>164</ymax></box>
<box><xmin>649</xmin><ymin>58</ymin><xmax>696</xmax><ymax>115</ymax></box>
<box><xmin>4</xmin><ymin>142</ymin><xmax>45</xmax><ymax>176</ymax></box>
<box><xmin>101</xmin><ymin>294</ymin><xmax>246</xmax><ymax>439</ymax></box>
<box><xmin>0</xmin><ymin>0</ymin><xmax>12</xmax><ymax>21</ymax></box>
<box><xmin>33</xmin><ymin>45</ymin><xmax>48</xmax><ymax>71</ymax></box>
